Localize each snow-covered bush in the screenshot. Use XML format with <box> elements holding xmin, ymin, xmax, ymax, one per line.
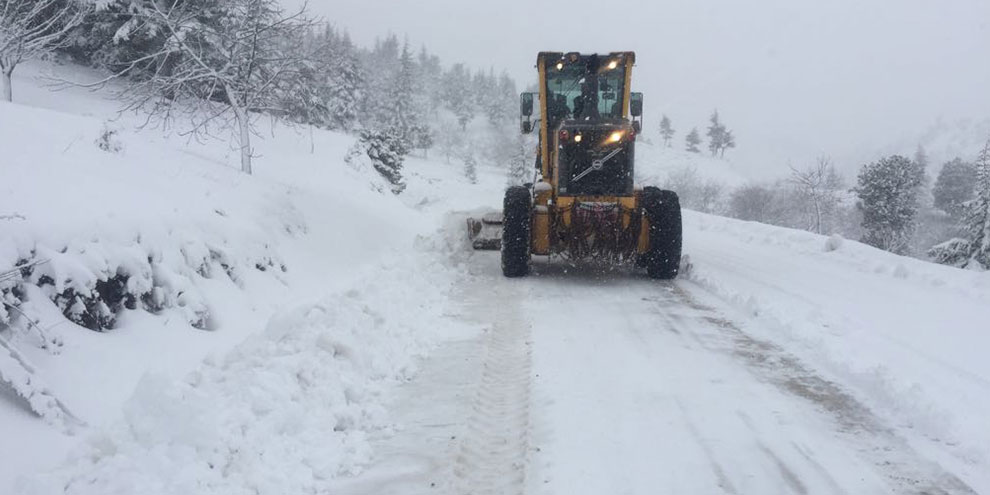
<box><xmin>824</xmin><ymin>234</ymin><xmax>845</xmax><ymax>252</ymax></box>
<box><xmin>663</xmin><ymin>166</ymin><xmax>727</xmax><ymax>214</ymax></box>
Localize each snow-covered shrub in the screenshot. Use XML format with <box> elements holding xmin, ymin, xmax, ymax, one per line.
<box><xmin>345</xmin><ymin>127</ymin><xmax>408</xmax><ymax>194</ymax></box>
<box><xmin>824</xmin><ymin>234</ymin><xmax>844</xmax><ymax>252</ymax></box>
<box><xmin>2</xmin><ymin>234</ymin><xmax>283</xmax><ymax>333</ymax></box>
<box><xmin>663</xmin><ymin>166</ymin><xmax>727</xmax><ymax>214</ymax></box>
<box><xmin>96</xmin><ymin>124</ymin><xmax>122</xmax><ymax>153</ymax></box>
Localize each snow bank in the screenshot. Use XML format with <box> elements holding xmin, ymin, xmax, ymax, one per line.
<box><xmin>21</xmin><ymin>239</ymin><xmax>466</xmax><ymax>495</ymax></box>
<box><xmin>682</xmin><ymin>211</ymin><xmax>990</xmax><ymax>489</ymax></box>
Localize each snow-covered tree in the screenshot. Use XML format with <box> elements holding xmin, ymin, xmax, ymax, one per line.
<box><xmin>346</xmin><ymin>127</ymin><xmax>409</xmax><ymax>193</ymax></box>
<box><xmin>932</xmin><ymin>158</ymin><xmax>976</xmax><ymax>217</ymax></box>
<box><xmin>930</xmin><ymin>139</ymin><xmax>990</xmax><ymax>269</ymax></box>
<box><xmin>659</xmin><ymin>115</ymin><xmax>674</xmax><ymax>147</ymax></box>
<box><xmin>706</xmin><ymin>110</ymin><xmax>734</xmax><ymax>157</ymax></box>
<box><xmin>323</xmin><ymin>30</ymin><xmax>363</xmax><ymax>130</ymax></box>
<box><xmin>914</xmin><ymin>144</ymin><xmax>929</xmax><ymax>167</ymax></box>
<box><xmin>729</xmin><ymin>184</ymin><xmax>779</xmax><ymax>223</ymax></box>
<box><xmin>463</xmin><ymin>151</ymin><xmax>478</xmax><ymax>184</ymax></box>
<box><xmin>387</xmin><ymin>41</ymin><xmax>425</xmax><ymax>146</ymax></box>
<box><xmin>507</xmin><ymin>134</ymin><xmax>533</xmax><ymax>187</ymax></box>
<box><xmin>496</xmin><ymin>71</ymin><xmax>518</xmax><ymax>123</ymax></box>
<box><xmin>788</xmin><ymin>157</ymin><xmax>844</xmax><ymax>234</ymax></box>
<box><xmin>685</xmin><ymin>127</ymin><xmax>701</xmax><ymax>153</ymax></box>
<box><xmin>85</xmin><ymin>0</ymin><xmax>315</xmax><ymax>175</ymax></box>
<box><xmin>854</xmin><ymin>154</ymin><xmax>925</xmax><ymax>254</ymax></box>
<box><xmin>443</xmin><ymin>63</ymin><xmax>475</xmax><ymax>130</ymax></box>
<box><xmin>0</xmin><ymin>0</ymin><xmax>86</xmax><ymax>101</ymax></box>
<box><xmin>434</xmin><ymin>116</ymin><xmax>464</xmax><ymax>164</ymax></box>
<box><xmin>722</xmin><ymin>129</ymin><xmax>736</xmax><ymax>157</ymax></box>
<box><xmin>417</xmin><ymin>46</ymin><xmax>443</xmax><ymax>117</ymax></box>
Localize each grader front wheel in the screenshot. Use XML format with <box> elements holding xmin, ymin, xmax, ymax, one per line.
<box><xmin>642</xmin><ymin>186</ymin><xmax>683</xmax><ymax>279</ymax></box>
<box><xmin>501</xmin><ymin>186</ymin><xmax>532</xmax><ymax>277</ymax></box>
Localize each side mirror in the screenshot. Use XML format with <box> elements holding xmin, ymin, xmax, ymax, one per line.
<box><xmin>521</xmin><ymin>120</ymin><xmax>533</xmax><ymax>134</ymax></box>
<box><xmin>630</xmin><ymin>92</ymin><xmax>643</xmax><ymax>117</ymax></box>
<box><xmin>520</xmin><ymin>92</ymin><xmax>534</xmax><ymax>117</ymax></box>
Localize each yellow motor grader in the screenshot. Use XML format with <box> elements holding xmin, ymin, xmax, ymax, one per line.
<box><xmin>468</xmin><ymin>51</ymin><xmax>682</xmax><ymax>279</ymax></box>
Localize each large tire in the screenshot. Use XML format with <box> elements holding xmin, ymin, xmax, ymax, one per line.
<box><xmin>501</xmin><ymin>186</ymin><xmax>532</xmax><ymax>277</ymax></box>
<box><xmin>642</xmin><ymin>186</ymin><xmax>682</xmax><ymax>279</ymax></box>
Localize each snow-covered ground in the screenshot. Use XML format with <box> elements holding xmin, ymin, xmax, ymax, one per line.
<box><xmin>3</xmin><ymin>61</ymin><xmax>990</xmax><ymax>494</ymax></box>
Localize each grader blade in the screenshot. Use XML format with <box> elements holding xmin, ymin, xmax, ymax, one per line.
<box><xmin>467</xmin><ymin>211</ymin><xmax>504</xmax><ymax>250</ymax></box>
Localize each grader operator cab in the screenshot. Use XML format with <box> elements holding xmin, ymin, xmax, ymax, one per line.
<box><xmin>468</xmin><ymin>51</ymin><xmax>682</xmax><ymax>279</ymax></box>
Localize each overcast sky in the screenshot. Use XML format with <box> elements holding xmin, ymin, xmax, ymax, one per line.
<box><xmin>300</xmin><ymin>0</ymin><xmax>990</xmax><ymax>177</ymax></box>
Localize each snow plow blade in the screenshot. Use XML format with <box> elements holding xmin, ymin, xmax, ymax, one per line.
<box><xmin>467</xmin><ymin>211</ymin><xmax>504</xmax><ymax>250</ymax></box>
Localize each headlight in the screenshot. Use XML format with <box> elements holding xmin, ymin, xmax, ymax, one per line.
<box><xmin>608</xmin><ymin>131</ymin><xmax>624</xmax><ymax>143</ymax></box>
<box><xmin>607</xmin><ymin>60</ymin><xmax>619</xmax><ymax>70</ymax></box>
<box><xmin>574</xmin><ymin>134</ymin><xmax>582</xmax><ymax>143</ymax></box>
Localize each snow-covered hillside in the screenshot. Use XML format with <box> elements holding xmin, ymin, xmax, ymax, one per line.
<box><xmin>3</xmin><ymin>60</ymin><xmax>990</xmax><ymax>495</ymax></box>
<box><xmin>0</xmin><ymin>61</ymin><xmax>497</xmax><ymax>493</ymax></box>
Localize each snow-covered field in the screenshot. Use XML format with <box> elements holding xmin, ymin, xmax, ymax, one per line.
<box><xmin>3</xmin><ymin>61</ymin><xmax>990</xmax><ymax>494</ymax></box>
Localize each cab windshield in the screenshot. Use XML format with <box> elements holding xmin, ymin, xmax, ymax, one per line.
<box><xmin>545</xmin><ymin>56</ymin><xmax>625</xmax><ymax>129</ymax></box>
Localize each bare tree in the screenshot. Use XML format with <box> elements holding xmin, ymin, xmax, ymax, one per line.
<box><xmin>0</xmin><ymin>0</ymin><xmax>86</xmax><ymax>102</ymax></box>
<box><xmin>789</xmin><ymin>157</ymin><xmax>844</xmax><ymax>234</ymax></box>
<box><xmin>82</xmin><ymin>0</ymin><xmax>314</xmax><ymax>174</ymax></box>
<box><xmin>729</xmin><ymin>183</ymin><xmax>778</xmax><ymax>223</ymax></box>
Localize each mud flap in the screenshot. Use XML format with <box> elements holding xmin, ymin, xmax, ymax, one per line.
<box><xmin>467</xmin><ymin>211</ymin><xmax>504</xmax><ymax>250</ymax></box>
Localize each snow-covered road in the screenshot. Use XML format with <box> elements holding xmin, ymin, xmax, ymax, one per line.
<box><xmin>332</xmin><ymin>250</ymin><xmax>978</xmax><ymax>495</ymax></box>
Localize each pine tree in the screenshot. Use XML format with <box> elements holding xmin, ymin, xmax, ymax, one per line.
<box><xmin>346</xmin><ymin>127</ymin><xmax>409</xmax><ymax>194</ymax></box>
<box><xmin>325</xmin><ymin>32</ymin><xmax>363</xmax><ymax>130</ymax></box>
<box><xmin>932</xmin><ymin>158</ymin><xmax>977</xmax><ymax>217</ymax></box>
<box><xmin>706</xmin><ymin>110</ymin><xmax>734</xmax><ymax>157</ymax></box>
<box><xmin>418</xmin><ymin>46</ymin><xmax>443</xmax><ymax>117</ymax></box>
<box><xmin>914</xmin><ymin>144</ymin><xmax>929</xmax><ymax>170</ymax></box>
<box><xmin>722</xmin><ymin>130</ymin><xmax>736</xmax><ymax>157</ymax></box>
<box><xmin>443</xmin><ymin>63</ymin><xmax>475</xmax><ymax>130</ymax></box>
<box><xmin>387</xmin><ymin>41</ymin><xmax>423</xmax><ymax>146</ymax></box>
<box><xmin>685</xmin><ymin>128</ymin><xmax>701</xmax><ymax>153</ymax></box>
<box><xmin>496</xmin><ymin>71</ymin><xmax>518</xmax><ymax>124</ymax></box>
<box><xmin>659</xmin><ymin>115</ymin><xmax>675</xmax><ymax>147</ymax></box>
<box><xmin>854</xmin><ymin>155</ymin><xmax>925</xmax><ymax>254</ymax></box>
<box><xmin>962</xmin><ymin>139</ymin><xmax>990</xmax><ymax>268</ymax></box>
<box><xmin>463</xmin><ymin>152</ymin><xmax>478</xmax><ymax>184</ymax></box>
<box><xmin>928</xmin><ymin>141</ymin><xmax>990</xmax><ymax>268</ymax></box>
<box><xmin>477</xmin><ymin>67</ymin><xmax>506</xmax><ymax>126</ymax></box>
<box><xmin>507</xmin><ymin>134</ymin><xmax>534</xmax><ymax>186</ymax></box>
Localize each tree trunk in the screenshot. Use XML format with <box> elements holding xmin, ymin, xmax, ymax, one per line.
<box><xmin>2</xmin><ymin>70</ymin><xmax>12</xmax><ymax>102</ymax></box>
<box><xmin>231</xmin><ymin>102</ymin><xmax>253</xmax><ymax>175</ymax></box>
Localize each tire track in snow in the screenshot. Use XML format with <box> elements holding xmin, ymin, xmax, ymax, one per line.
<box><xmin>667</xmin><ymin>283</ymin><xmax>977</xmax><ymax>495</ymax></box>
<box><xmin>447</xmin><ymin>279</ymin><xmax>533</xmax><ymax>495</ymax></box>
